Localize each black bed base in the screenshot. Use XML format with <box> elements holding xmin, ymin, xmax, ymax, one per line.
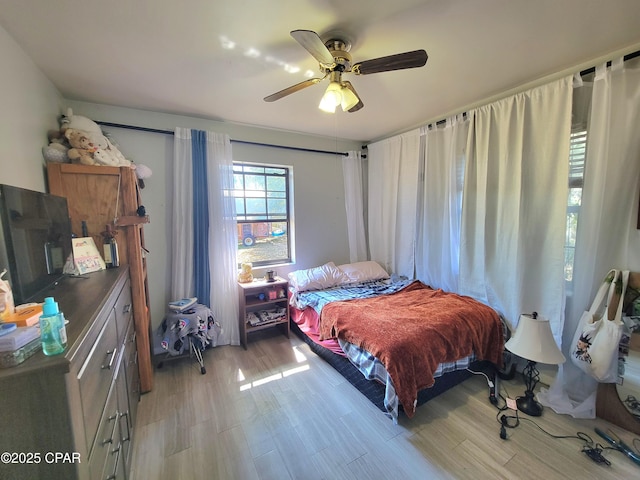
<box><xmin>291</xmin><ymin>320</ymin><xmax>495</xmax><ymax>417</ymax></box>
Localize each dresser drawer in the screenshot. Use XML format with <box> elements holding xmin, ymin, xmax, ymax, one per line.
<box><xmin>78</xmin><ymin>308</ymin><xmax>119</xmax><ymax>454</ymax></box>
<box><xmin>88</xmin><ymin>378</ymin><xmax>120</xmax><ymax>480</ymax></box>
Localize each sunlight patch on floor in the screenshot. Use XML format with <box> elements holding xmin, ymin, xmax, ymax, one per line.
<box><xmin>239</xmin><ymin>364</ymin><xmax>311</xmax><ymax>391</ymax></box>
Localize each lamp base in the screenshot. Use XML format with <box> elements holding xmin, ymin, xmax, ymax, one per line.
<box><xmin>516</xmin><ymin>393</ymin><xmax>543</xmax><ymax>416</ymax></box>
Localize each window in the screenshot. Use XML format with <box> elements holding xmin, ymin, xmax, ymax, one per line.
<box><xmin>233</xmin><ymin>162</ymin><xmax>292</xmax><ymax>267</ymax></box>
<box><xmin>565</xmin><ymin>130</ymin><xmax>587</xmax><ymax>283</ymax></box>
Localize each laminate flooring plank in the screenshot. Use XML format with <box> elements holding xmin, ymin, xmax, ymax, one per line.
<box><xmin>131</xmin><ymin>334</ymin><xmax>640</xmax><ymax>480</ymax></box>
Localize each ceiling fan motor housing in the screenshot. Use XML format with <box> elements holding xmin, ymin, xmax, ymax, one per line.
<box><xmin>323</xmin><ymin>38</ymin><xmax>352</xmax><ymax>74</ymax></box>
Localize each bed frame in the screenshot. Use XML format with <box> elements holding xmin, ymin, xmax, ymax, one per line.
<box><xmin>290</xmin><ymin>320</ymin><xmax>497</xmax><ymax>417</ymax></box>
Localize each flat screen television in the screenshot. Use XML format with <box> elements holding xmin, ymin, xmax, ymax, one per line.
<box><xmin>0</xmin><ymin>184</ymin><xmax>73</xmax><ymax>305</ymax></box>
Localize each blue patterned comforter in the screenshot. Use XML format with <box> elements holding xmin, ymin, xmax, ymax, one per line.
<box><xmin>289</xmin><ymin>276</ymin><xmax>412</xmax><ymax>314</ymax></box>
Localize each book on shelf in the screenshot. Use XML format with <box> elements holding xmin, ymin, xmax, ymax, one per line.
<box><xmin>246</xmin><ymin>307</ymin><xmax>287</xmax><ymax>327</ymax></box>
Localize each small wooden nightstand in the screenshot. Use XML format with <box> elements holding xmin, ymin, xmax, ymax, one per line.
<box><xmin>238</xmin><ymin>277</ymin><xmax>290</xmax><ymax>349</ymax></box>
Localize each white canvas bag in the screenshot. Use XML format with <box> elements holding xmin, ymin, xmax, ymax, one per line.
<box><xmin>570</xmin><ymin>269</ymin><xmax>628</xmax><ymax>383</ymax></box>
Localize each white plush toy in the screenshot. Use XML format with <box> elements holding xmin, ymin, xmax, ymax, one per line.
<box><xmin>55</xmin><ymin>109</ymin><xmax>152</xmax><ymax>185</ymax></box>
<box><xmin>60</xmin><ymin>108</ymin><xmax>102</xmax><ymax>135</ymax></box>
<box><xmin>42</xmin><ymin>129</ymin><xmax>71</xmax><ymax>163</ymax></box>
<box><xmin>93</xmin><ymin>149</ymin><xmax>119</xmax><ymax>166</ymax></box>
<box><xmin>60</xmin><ymin>109</ymin><xmax>132</xmax><ymax>167</ymax></box>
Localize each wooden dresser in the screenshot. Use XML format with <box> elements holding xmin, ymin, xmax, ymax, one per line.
<box><xmin>0</xmin><ymin>268</ymin><xmax>138</xmax><ymax>480</ymax></box>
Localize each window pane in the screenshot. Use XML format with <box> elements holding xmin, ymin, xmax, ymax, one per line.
<box><xmin>246</xmin><ymin>198</ymin><xmax>266</xmax><ymax>216</ymax></box>
<box><xmin>237</xmin><ymin>221</ymin><xmax>289</xmax><ymax>265</ymax></box>
<box><xmin>267</xmin><ymin>198</ymin><xmax>286</xmax><ymax>215</ymax></box>
<box><xmin>564</xmin><ymin>246</ymin><xmax>575</xmax><ymax>282</ymax></box>
<box><xmin>235</xmin><ymin>198</ymin><xmax>245</xmax><ymax>215</ymax></box>
<box><xmin>568</xmin><ymin>188</ymin><xmax>582</xmax><ymax>207</ymax></box>
<box><xmin>234</xmin><ymin>162</ymin><xmax>292</xmax><ymax>266</ymax></box>
<box><xmin>233</xmin><ymin>174</ymin><xmax>244</xmax><ymax>189</ymax></box>
<box><xmin>245</xmin><ymin>174</ymin><xmax>265</xmax><ymax>191</ymax></box>
<box><xmin>267</xmin><ymin>176</ymin><xmax>286</xmax><ymax>192</ymax></box>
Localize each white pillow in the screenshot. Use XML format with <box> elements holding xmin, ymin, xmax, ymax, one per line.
<box><xmin>288</xmin><ymin>262</ymin><xmax>345</xmax><ymax>292</ymax></box>
<box><xmin>338</xmin><ymin>261</ymin><xmax>389</xmax><ymax>284</ymax></box>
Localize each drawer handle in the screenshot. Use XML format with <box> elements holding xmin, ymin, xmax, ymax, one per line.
<box><xmin>102</xmin><ymin>348</ymin><xmax>117</xmax><ymax>370</ymax></box>
<box><xmin>106</xmin><ymin>444</ymin><xmax>121</xmax><ymax>480</ymax></box>
<box><xmin>128</xmin><ymin>330</ymin><xmax>136</xmax><ymax>344</ymax></box>
<box><xmin>102</xmin><ymin>411</ymin><xmax>119</xmax><ymax>445</ymax></box>
<box><xmin>123</xmin><ymin>303</ymin><xmax>132</xmax><ymax>314</ymax></box>
<box><xmin>120</xmin><ymin>411</ymin><xmax>131</xmax><ymax>443</ymax></box>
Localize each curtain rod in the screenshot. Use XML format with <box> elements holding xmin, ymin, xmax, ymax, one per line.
<box><xmin>380</xmin><ymin>48</ymin><xmax>640</xmax><ymax>142</ymax></box>
<box><xmin>95</xmin><ymin>121</ymin><xmax>358</xmax><ymax>157</ymax></box>
<box><xmin>579</xmin><ymin>49</ymin><xmax>640</xmax><ymax>76</ymax></box>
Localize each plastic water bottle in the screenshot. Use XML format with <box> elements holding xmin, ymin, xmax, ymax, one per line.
<box><xmin>39</xmin><ymin>297</ymin><xmax>66</xmax><ymax>355</ymax></box>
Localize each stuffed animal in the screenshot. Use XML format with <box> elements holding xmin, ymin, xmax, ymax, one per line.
<box><xmin>135</xmin><ymin>163</ymin><xmax>152</xmax><ymax>188</ymax></box>
<box><xmin>93</xmin><ymin>148</ymin><xmax>120</xmax><ymax>166</ymax></box>
<box><xmin>238</xmin><ymin>263</ymin><xmax>253</xmax><ymax>283</ymax></box>
<box><xmin>65</xmin><ymin>128</ymin><xmax>98</xmax><ymax>165</ymax></box>
<box><xmin>61</xmin><ymin>110</ymin><xmax>133</xmax><ymax>167</ymax></box>
<box><xmin>60</xmin><ymin>108</ymin><xmax>102</xmax><ymax>135</ymax></box>
<box><xmin>42</xmin><ymin>129</ymin><xmax>70</xmax><ymax>163</ymax></box>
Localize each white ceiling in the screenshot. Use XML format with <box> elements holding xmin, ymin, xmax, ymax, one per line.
<box><xmin>2</xmin><ymin>0</ymin><xmax>640</xmax><ymax>143</ymax></box>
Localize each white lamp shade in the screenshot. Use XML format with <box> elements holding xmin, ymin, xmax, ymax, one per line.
<box><xmin>319</xmin><ymin>82</ymin><xmax>342</xmax><ymax>113</ymax></box>
<box><xmin>340</xmin><ymin>86</ymin><xmax>359</xmax><ymax>111</ymax></box>
<box><xmin>505</xmin><ymin>314</ymin><xmax>566</xmax><ymax>364</ymax></box>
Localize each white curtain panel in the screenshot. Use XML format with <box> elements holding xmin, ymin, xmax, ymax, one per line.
<box><xmin>415</xmin><ymin>115</ymin><xmax>469</xmax><ymax>293</ymax></box>
<box><xmin>204</xmin><ymin>131</ymin><xmax>240</xmax><ymax>345</ymax></box>
<box><xmin>564</xmin><ymin>59</ymin><xmax>640</xmax><ymax>350</ymax></box>
<box><xmin>459</xmin><ymin>76</ymin><xmax>573</xmax><ymax>340</ymax></box>
<box><xmin>342</xmin><ymin>151</ymin><xmax>368</xmax><ymax>262</ymax></box>
<box><xmin>171</xmin><ymin>127</ymin><xmax>195</xmax><ymax>299</ymax></box>
<box><xmin>172</xmin><ymin>127</ymin><xmax>239</xmax><ymax>345</ymax></box>
<box><xmin>367</xmin><ymin>129</ymin><xmax>421</xmax><ymax>277</ymax></box>
<box><xmin>540</xmin><ymin>59</ymin><xmax>640</xmax><ymax>418</ymax></box>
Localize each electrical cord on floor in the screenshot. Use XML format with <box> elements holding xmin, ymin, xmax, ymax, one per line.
<box><xmin>491</xmin><ymin>383</ymin><xmax>612</xmax><ymax>465</ymax></box>
<box><xmin>466</xmin><ymin>367</ymin><xmax>498</xmax><ymax>405</ymax></box>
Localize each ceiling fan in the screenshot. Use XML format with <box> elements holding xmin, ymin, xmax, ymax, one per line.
<box><xmin>264</xmin><ymin>29</ymin><xmax>428</xmax><ymax>113</ymax></box>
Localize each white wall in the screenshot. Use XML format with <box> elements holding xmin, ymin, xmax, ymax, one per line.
<box><xmin>3</xmin><ymin>20</ymin><xmax>639</xmax><ymax>337</ymax></box>
<box><xmin>65</xmin><ymin>101</ymin><xmax>359</xmax><ymax>329</ymax></box>
<box><xmin>0</xmin><ymin>25</ymin><xmax>64</xmax><ymax>191</ymax></box>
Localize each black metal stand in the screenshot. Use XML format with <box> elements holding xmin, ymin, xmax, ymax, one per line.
<box><xmin>517</xmin><ymin>360</ymin><xmax>542</xmax><ymax>416</ymax></box>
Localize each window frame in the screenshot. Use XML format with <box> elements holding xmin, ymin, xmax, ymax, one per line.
<box><xmin>233</xmin><ymin>161</ymin><xmax>292</xmax><ymax>267</ymax></box>
<box><xmin>564</xmin><ymin>129</ymin><xmax>587</xmax><ymax>287</ymax></box>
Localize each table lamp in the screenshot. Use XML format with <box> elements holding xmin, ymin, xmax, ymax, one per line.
<box><xmin>505</xmin><ymin>312</ymin><xmax>566</xmax><ymax>416</ymax></box>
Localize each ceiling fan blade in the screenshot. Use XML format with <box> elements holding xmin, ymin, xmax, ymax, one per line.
<box><xmin>342</xmin><ymin>81</ymin><xmax>364</xmax><ymax>113</ymax></box>
<box><xmin>352</xmin><ymin>49</ymin><xmax>428</xmax><ymax>75</ymax></box>
<box><xmin>290</xmin><ymin>30</ymin><xmax>335</xmax><ymax>66</ymax></box>
<box><xmin>263</xmin><ymin>77</ymin><xmax>323</xmax><ymax>102</ymax></box>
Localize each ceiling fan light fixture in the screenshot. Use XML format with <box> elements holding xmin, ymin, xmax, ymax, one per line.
<box><xmin>319</xmin><ymin>81</ymin><xmax>343</xmax><ymax>113</ymax></box>
<box><xmin>340</xmin><ymin>85</ymin><xmax>359</xmax><ymax>111</ymax></box>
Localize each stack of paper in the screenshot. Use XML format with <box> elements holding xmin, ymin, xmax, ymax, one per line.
<box><xmin>0</xmin><ymin>326</ymin><xmax>40</xmax><ymax>352</ymax></box>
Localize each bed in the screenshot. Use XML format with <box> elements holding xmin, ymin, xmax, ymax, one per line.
<box><xmin>288</xmin><ymin>261</ymin><xmax>505</xmax><ymax>422</ymax></box>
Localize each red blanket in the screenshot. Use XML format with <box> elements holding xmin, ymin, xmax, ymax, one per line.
<box><xmin>318</xmin><ymin>280</ymin><xmax>503</xmax><ymax>417</ymax></box>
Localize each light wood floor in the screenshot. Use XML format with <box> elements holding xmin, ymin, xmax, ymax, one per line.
<box><xmin>130</xmin><ymin>330</ymin><xmax>640</xmax><ymax>479</ymax></box>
